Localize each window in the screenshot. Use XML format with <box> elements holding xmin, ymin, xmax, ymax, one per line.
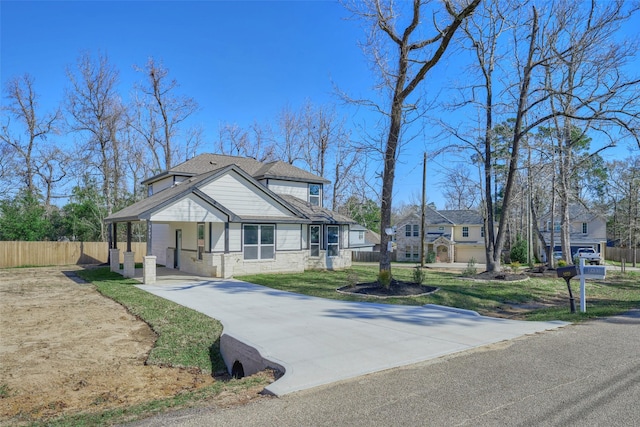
<box><xmin>554</xmin><ymin>221</ymin><xmax>561</xmax><ymax>232</ymax></box>
<box><xmin>405</xmin><ymin>225</ymin><xmax>412</xmax><ymax>237</ymax></box>
<box><xmin>462</xmin><ymin>226</ymin><xmax>469</xmax><ymax>237</ymax></box>
<box><xmin>327</xmin><ymin>225</ymin><xmax>339</xmax><ymax>257</ymax></box>
<box><xmin>243</xmin><ymin>225</ymin><xmax>275</xmax><ymax>260</ymax></box>
<box><xmin>358</xmin><ymin>231</ymin><xmax>364</xmax><ymax>240</ymax></box>
<box><xmin>405</xmin><ymin>247</ymin><xmax>411</xmax><ymax>259</ymax></box>
<box><xmin>197</xmin><ymin>223</ymin><xmax>205</xmax><ymax>260</ymax></box>
<box><xmin>413</xmin><ymin>246</ymin><xmax>420</xmax><ymax>260</ymax></box>
<box><xmin>413</xmin><ymin>224</ymin><xmax>419</xmax><ymax>237</ymax></box>
<box><xmin>309</xmin><ymin>184</ymin><xmax>320</xmax><ymax>206</ymax></box>
<box><xmin>438</xmin><ymin>226</ymin><xmax>444</xmax><ymax>231</ymax></box>
<box><xmin>310</xmin><ymin>225</ymin><xmax>320</xmax><ymax>257</ymax></box>
<box><xmin>481</xmin><ymin>226</ymin><xmax>485</xmax><ymax>237</ymax></box>
<box><xmin>582</xmin><ymin>222</ymin><xmax>588</xmax><ymax>234</ymax></box>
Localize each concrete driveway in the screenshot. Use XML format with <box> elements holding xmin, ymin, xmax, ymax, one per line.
<box><xmin>138</xmin><ymin>279</ymin><xmax>567</xmax><ymax>396</ymax></box>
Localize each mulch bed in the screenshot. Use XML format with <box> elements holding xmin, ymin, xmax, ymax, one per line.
<box><xmin>472</xmin><ymin>271</ymin><xmax>529</xmax><ymax>281</ymax></box>
<box><xmin>337</xmin><ymin>279</ymin><xmax>438</xmax><ymax>298</ymax></box>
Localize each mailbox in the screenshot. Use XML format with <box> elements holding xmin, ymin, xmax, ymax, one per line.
<box><xmin>556</xmin><ymin>265</ymin><xmax>578</xmax><ymax>279</ymax></box>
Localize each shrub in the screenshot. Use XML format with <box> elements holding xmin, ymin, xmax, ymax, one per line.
<box><xmin>425</xmin><ymin>251</ymin><xmax>436</xmax><ymax>263</ymax></box>
<box><xmin>462</xmin><ymin>258</ymin><xmax>477</xmax><ymax>277</ymax></box>
<box><xmin>558</xmin><ymin>259</ymin><xmax>567</xmax><ymax>267</ymax></box>
<box><xmin>412</xmin><ymin>265</ymin><xmax>425</xmax><ymax>284</ymax></box>
<box><xmin>378</xmin><ymin>269</ymin><xmax>392</xmax><ymax>289</ymax></box>
<box><xmin>510</xmin><ymin>235</ymin><xmax>528</xmax><ymax>264</ymax></box>
<box><xmin>510</xmin><ymin>261</ymin><xmax>521</xmax><ymax>273</ymax></box>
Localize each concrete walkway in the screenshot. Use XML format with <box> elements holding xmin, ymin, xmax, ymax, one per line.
<box><xmin>138</xmin><ymin>279</ymin><xmax>567</xmax><ymax>396</ymax></box>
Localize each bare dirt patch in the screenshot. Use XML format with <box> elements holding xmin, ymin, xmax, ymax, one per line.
<box><xmin>0</xmin><ymin>266</ymin><xmax>267</xmax><ymax>425</ymax></box>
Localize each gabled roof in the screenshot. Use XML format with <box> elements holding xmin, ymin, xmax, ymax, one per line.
<box><xmin>142</xmin><ymin>154</ymin><xmax>329</xmax><ymax>185</ymax></box>
<box><xmin>106</xmin><ymin>165</ymin><xmax>306</xmax><ymax>223</ymax></box>
<box><xmin>396</xmin><ymin>206</ymin><xmax>483</xmax><ymax>227</ymax></box>
<box><xmin>280</xmin><ymin>195</ymin><xmax>356</xmax><ymax>224</ymax></box>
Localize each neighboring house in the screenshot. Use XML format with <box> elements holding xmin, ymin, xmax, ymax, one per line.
<box><xmin>105</xmin><ymin>154</ymin><xmax>355</xmax><ymax>283</ymax></box>
<box><xmin>349</xmin><ymin>224</ymin><xmax>381</xmax><ymax>252</ymax></box>
<box><xmin>395</xmin><ymin>207</ymin><xmax>486</xmax><ymax>263</ymax></box>
<box><xmin>537</xmin><ymin>204</ymin><xmax>607</xmax><ymax>260</ymax></box>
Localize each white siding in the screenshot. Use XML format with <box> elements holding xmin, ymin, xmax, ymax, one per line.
<box><xmin>228</xmin><ymin>223</ymin><xmax>242</xmax><ymax>252</ymax></box>
<box><xmin>150</xmin><ymin>194</ymin><xmax>228</xmax><ymax>222</ymax></box>
<box><xmin>211</xmin><ymin>222</ymin><xmax>225</xmax><ymax>252</ymax></box>
<box><xmin>267</xmin><ymin>179</ymin><xmax>308</xmax><ymax>201</ymax></box>
<box><xmin>151</xmin><ymin>223</ymin><xmax>169</xmax><ymax>265</ymax></box>
<box><xmin>151</xmin><ymin>177</ymin><xmax>174</xmax><ymax>194</ymax></box>
<box><xmin>341</xmin><ymin>225</ymin><xmax>349</xmax><ymax>248</ymax></box>
<box><xmin>200</xmin><ymin>172</ymin><xmax>295</xmax><ymax>218</ymax></box>
<box><xmin>277</xmin><ymin>224</ymin><xmax>301</xmax><ymax>250</ymax></box>
<box><xmin>301</xmin><ymin>224</ymin><xmax>308</xmax><ymax>249</ymax></box>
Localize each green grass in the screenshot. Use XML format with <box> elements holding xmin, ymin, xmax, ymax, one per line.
<box><xmin>238</xmin><ymin>265</ymin><xmax>640</xmax><ymax>322</ymax></box>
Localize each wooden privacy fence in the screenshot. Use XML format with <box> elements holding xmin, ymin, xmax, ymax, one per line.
<box><xmin>0</xmin><ymin>241</ymin><xmax>147</xmax><ymax>268</ymax></box>
<box><xmin>606</xmin><ymin>247</ymin><xmax>638</xmax><ymax>265</ymax></box>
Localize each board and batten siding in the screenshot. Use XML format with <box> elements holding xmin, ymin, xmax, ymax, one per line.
<box><xmin>150</xmin><ymin>194</ymin><xmax>228</xmax><ymax>223</ymax></box>
<box><xmin>228</xmin><ymin>223</ymin><xmax>242</xmax><ymax>252</ymax></box>
<box><xmin>151</xmin><ymin>176</ymin><xmax>174</xmax><ymax>194</ymax></box>
<box><xmin>267</xmin><ymin>180</ymin><xmax>308</xmax><ymax>202</ymax></box>
<box><xmin>211</xmin><ymin>222</ymin><xmax>225</xmax><ymax>252</ymax></box>
<box><xmin>200</xmin><ymin>172</ymin><xmax>295</xmax><ymax>218</ymax></box>
<box><xmin>277</xmin><ymin>224</ymin><xmax>302</xmax><ymax>250</ymax></box>
<box><xmin>151</xmin><ymin>223</ymin><xmax>169</xmax><ymax>265</ymax></box>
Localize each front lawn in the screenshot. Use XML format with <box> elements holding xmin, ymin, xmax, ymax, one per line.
<box><xmin>238</xmin><ymin>265</ymin><xmax>640</xmax><ymax>322</ymax></box>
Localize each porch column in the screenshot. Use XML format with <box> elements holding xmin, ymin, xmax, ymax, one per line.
<box><xmin>143</xmin><ymin>255</ymin><xmax>157</xmax><ymax>284</ymax></box>
<box><xmin>142</xmin><ymin>219</ymin><xmax>156</xmax><ymax>284</ymax></box>
<box><xmin>146</xmin><ymin>220</ymin><xmax>153</xmax><ymax>256</ymax></box>
<box><xmin>123</xmin><ymin>251</ymin><xmax>135</xmax><ymax>278</ymax></box>
<box><xmin>110</xmin><ymin>247</ymin><xmax>120</xmax><ymax>273</ymax></box>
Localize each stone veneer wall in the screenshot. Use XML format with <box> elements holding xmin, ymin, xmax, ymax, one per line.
<box><xmin>162</xmin><ymin>248</ymin><xmax>351</xmax><ymax>278</ymax></box>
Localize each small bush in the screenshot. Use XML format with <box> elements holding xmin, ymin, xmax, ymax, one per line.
<box><xmin>462</xmin><ymin>258</ymin><xmax>477</xmax><ymax>277</ymax></box>
<box><xmin>412</xmin><ymin>265</ymin><xmax>425</xmax><ymax>284</ymax></box>
<box><xmin>425</xmin><ymin>251</ymin><xmax>436</xmax><ymax>263</ymax></box>
<box><xmin>378</xmin><ymin>269</ymin><xmax>392</xmax><ymax>288</ymax></box>
<box><xmin>558</xmin><ymin>259</ymin><xmax>567</xmax><ymax>267</ymax></box>
<box><xmin>510</xmin><ymin>236</ymin><xmax>528</xmax><ymax>264</ymax></box>
<box><xmin>346</xmin><ymin>270</ymin><xmax>360</xmax><ymax>287</ymax></box>
<box><xmin>510</xmin><ymin>261</ymin><xmax>521</xmax><ymax>273</ymax></box>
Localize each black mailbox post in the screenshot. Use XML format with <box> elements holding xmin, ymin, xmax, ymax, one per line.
<box><xmin>557</xmin><ymin>266</ymin><xmax>578</xmax><ymax>313</ymax></box>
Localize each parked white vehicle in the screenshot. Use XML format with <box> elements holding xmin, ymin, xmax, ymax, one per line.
<box><xmin>573</xmin><ymin>247</ymin><xmax>602</xmax><ymax>265</ymax></box>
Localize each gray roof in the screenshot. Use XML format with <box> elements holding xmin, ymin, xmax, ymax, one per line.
<box><xmin>142</xmin><ymin>154</ymin><xmax>329</xmax><ymax>185</ymax></box>
<box><xmin>107</xmin><ymin>164</ymin><xmax>352</xmax><ymax>225</ymax></box>
<box><xmin>107</xmin><ymin>165</ymin><xmax>305</xmax><ymax>223</ymax></box>
<box><xmin>396</xmin><ymin>206</ymin><xmax>483</xmax><ymax>226</ymax></box>
<box><xmin>280</xmin><ymin>195</ymin><xmax>356</xmax><ymax>224</ymax></box>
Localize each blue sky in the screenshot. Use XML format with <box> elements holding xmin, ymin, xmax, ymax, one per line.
<box><xmin>2</xmin><ymin>1</ymin><xmax>639</xmax><ymax>210</ymax></box>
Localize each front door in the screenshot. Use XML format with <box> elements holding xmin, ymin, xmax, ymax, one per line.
<box><xmin>175</xmin><ymin>229</ymin><xmax>182</xmax><ymax>269</ymax></box>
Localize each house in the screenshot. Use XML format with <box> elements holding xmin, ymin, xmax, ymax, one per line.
<box><xmin>537</xmin><ymin>204</ymin><xmax>607</xmax><ymax>261</ymax></box>
<box><xmin>394</xmin><ymin>207</ymin><xmax>486</xmax><ymax>263</ymax></box>
<box><xmin>348</xmin><ymin>224</ymin><xmax>381</xmax><ymax>252</ymax></box>
<box><xmin>105</xmin><ymin>154</ymin><xmax>355</xmax><ymax>283</ymax></box>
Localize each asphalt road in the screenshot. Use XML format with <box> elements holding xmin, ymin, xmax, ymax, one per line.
<box><xmin>128</xmin><ymin>310</ymin><xmax>640</xmax><ymax>427</ymax></box>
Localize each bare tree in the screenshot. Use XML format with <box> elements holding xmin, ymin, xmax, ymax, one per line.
<box><xmin>274</xmin><ymin>105</ymin><xmax>303</xmax><ymax>165</ymax></box>
<box><xmin>1</xmin><ymin>74</ymin><xmax>60</xmax><ymax>195</ymax></box>
<box><xmin>132</xmin><ymin>57</ymin><xmax>199</xmax><ymax>171</ymax></box>
<box><xmin>66</xmin><ymin>52</ymin><xmax>125</xmax><ymax>239</ymax></box>
<box><xmin>441</xmin><ymin>164</ymin><xmax>480</xmax><ymax>209</ymax></box>
<box><xmin>346</xmin><ymin>0</ymin><xmax>481</xmax><ymax>275</ymax></box>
